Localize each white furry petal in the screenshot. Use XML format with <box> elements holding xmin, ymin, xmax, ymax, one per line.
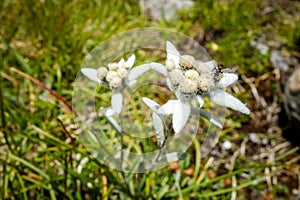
<box><xmin>197</xmin><ymin>95</ymin><xmax>205</xmax><ymax>108</ymax></box>
<box><xmin>209</xmin><ymin>89</ymin><xmax>250</xmax><ymax>114</ymax></box>
<box><xmin>152</xmin><ymin>112</ymin><xmax>164</xmax><ymax>146</ymax></box>
<box><xmin>172</xmin><ymin>101</ymin><xmax>191</xmax><ymax>134</ymax></box>
<box><xmin>166</xmin><ymin>41</ymin><xmax>180</xmax><ymax>68</ymax></box>
<box><xmin>158</xmin><ymin>100</ymin><xmax>177</xmax><ymax>115</ymax></box>
<box><xmin>126</xmin><ymin>54</ymin><xmax>136</xmax><ymax>68</ymax></box>
<box><xmin>111</xmin><ymin>92</ymin><xmax>123</xmax><ymax>114</ymax></box>
<box><xmin>81</xmin><ymin>68</ymin><xmax>100</xmax><ymax>84</ymax></box>
<box><xmin>150</xmin><ymin>62</ymin><xmax>168</xmax><ymax>76</ymax></box>
<box><xmin>142</xmin><ymin>97</ymin><xmax>160</xmax><ymax>112</ymax></box>
<box><xmin>215</xmin><ymin>73</ymin><xmax>238</xmax><ymax>88</ymax></box>
<box><xmin>127</xmin><ymin>64</ymin><xmax>151</xmax><ymax>81</ymax></box>
<box><xmin>204</xmin><ymin>60</ymin><xmax>217</xmax><ymax>71</ymax></box>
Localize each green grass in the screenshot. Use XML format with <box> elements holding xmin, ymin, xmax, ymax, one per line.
<box><xmin>1</xmin><ymin>0</ymin><xmax>300</xmax><ymax>199</ymax></box>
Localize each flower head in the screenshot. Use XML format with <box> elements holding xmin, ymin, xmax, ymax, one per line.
<box><xmin>197</xmin><ymin>73</ymin><xmax>215</xmax><ymax>94</ymax></box>
<box><xmin>184</xmin><ymin>69</ymin><xmax>199</xmax><ymax>80</ymax></box>
<box><xmin>157</xmin><ymin>41</ymin><xmax>250</xmax><ymax>133</ymax></box>
<box><xmin>81</xmin><ymin>54</ymin><xmax>168</xmax><ymax>115</ymax></box>
<box><xmin>81</xmin><ymin>54</ymin><xmax>137</xmax><ymax>114</ymax></box>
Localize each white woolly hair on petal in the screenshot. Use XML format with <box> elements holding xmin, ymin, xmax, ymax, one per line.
<box><xmin>128</xmin><ymin>80</ymin><xmax>137</xmax><ymax>87</ymax></box>
<box><xmin>166</xmin><ymin>41</ymin><xmax>180</xmax><ymax>68</ymax></box>
<box><xmin>142</xmin><ymin>97</ymin><xmax>160</xmax><ymax>112</ymax></box>
<box><xmin>215</xmin><ymin>73</ymin><xmax>238</xmax><ymax>88</ymax></box>
<box><xmin>157</xmin><ymin>100</ymin><xmax>178</xmax><ymax>115</ymax></box>
<box><xmin>166</xmin><ymin>78</ymin><xmax>175</xmax><ymax>92</ymax></box>
<box><xmin>209</xmin><ymin>89</ymin><xmax>250</xmax><ymax>114</ymax></box>
<box><xmin>127</xmin><ymin>64</ymin><xmax>151</xmax><ymax>81</ymax></box>
<box><xmin>197</xmin><ymin>95</ymin><xmax>205</xmax><ymax>108</ymax></box>
<box><xmin>150</xmin><ymin>62</ymin><xmax>168</xmax><ymax>76</ymax></box>
<box><xmin>81</xmin><ymin>68</ymin><xmax>99</xmax><ymax>83</ymax></box>
<box><xmin>101</xmin><ymin>107</ymin><xmax>116</xmax><ymax>116</ymax></box>
<box><xmin>172</xmin><ymin>101</ymin><xmax>191</xmax><ymax>134</ymax></box>
<box><xmin>118</xmin><ymin>58</ymin><xmax>125</xmax><ymax>67</ymax></box>
<box><xmin>111</xmin><ymin>92</ymin><xmax>123</xmax><ymax>114</ymax></box>
<box><xmin>204</xmin><ymin>60</ymin><xmax>217</xmax><ymax>71</ymax></box>
<box><xmin>126</xmin><ymin>54</ymin><xmax>136</xmax><ymax>68</ymax></box>
<box><xmin>152</xmin><ymin>112</ymin><xmax>165</xmax><ymax>146</ymax></box>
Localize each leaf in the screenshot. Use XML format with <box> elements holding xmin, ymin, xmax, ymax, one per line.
<box><xmin>153</xmin><ymin>112</ymin><xmax>164</xmax><ymax>146</ymax></box>
<box><xmin>166</xmin><ymin>41</ymin><xmax>180</xmax><ymax>68</ymax></box>
<box><xmin>111</xmin><ymin>92</ymin><xmax>123</xmax><ymax>114</ymax></box>
<box><xmin>209</xmin><ymin>89</ymin><xmax>250</xmax><ymax>114</ymax></box>
<box><xmin>10</xmin><ymin>48</ymin><xmax>33</xmax><ymax>75</ymax></box>
<box><xmin>127</xmin><ymin>64</ymin><xmax>150</xmax><ymax>81</ymax></box>
<box><xmin>172</xmin><ymin>101</ymin><xmax>191</xmax><ymax>134</ymax></box>
<box><xmin>215</xmin><ymin>73</ymin><xmax>238</xmax><ymax>88</ymax></box>
<box><xmin>81</xmin><ymin>68</ymin><xmax>99</xmax><ymax>83</ymax></box>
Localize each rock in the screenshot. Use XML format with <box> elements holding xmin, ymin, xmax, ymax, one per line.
<box><xmin>249</xmin><ymin>133</ymin><xmax>261</xmax><ymax>144</ymax></box>
<box><xmin>282</xmin><ymin>66</ymin><xmax>300</xmax><ymax>146</ymax></box>
<box><xmin>222</xmin><ymin>140</ymin><xmax>232</xmax><ymax>150</ymax></box>
<box><xmin>270</xmin><ymin>51</ymin><xmax>289</xmax><ymax>71</ymax></box>
<box><xmin>250</xmin><ymin>40</ymin><xmax>269</xmax><ymax>55</ymax></box>
<box><xmin>140</xmin><ymin>0</ymin><xmax>194</xmax><ymax>21</ymax></box>
<box><xmin>285</xmin><ymin>67</ymin><xmax>300</xmax><ymax>124</ymax></box>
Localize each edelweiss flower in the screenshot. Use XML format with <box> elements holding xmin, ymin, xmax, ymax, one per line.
<box><xmin>81</xmin><ymin>54</ymin><xmax>167</xmax><ymax>115</ymax></box>
<box><xmin>158</xmin><ymin>41</ymin><xmax>250</xmax><ymax>133</ymax></box>
<box><xmin>81</xmin><ymin>54</ymin><xmax>136</xmax><ymax>114</ymax></box>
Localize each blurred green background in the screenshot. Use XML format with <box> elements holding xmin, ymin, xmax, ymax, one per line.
<box><xmin>0</xmin><ymin>0</ymin><xmax>299</xmax><ymax>199</ymax></box>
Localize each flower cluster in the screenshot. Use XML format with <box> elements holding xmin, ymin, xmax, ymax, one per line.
<box><xmin>152</xmin><ymin>41</ymin><xmax>250</xmax><ymax>134</ymax></box>
<box><xmin>81</xmin><ymin>54</ymin><xmax>167</xmax><ymax>115</ymax></box>
<box><xmin>97</xmin><ymin>55</ymin><xmax>135</xmax><ymax>91</ymax></box>
<box><xmin>167</xmin><ymin>56</ymin><xmax>218</xmax><ymax>98</ymax></box>
<box><xmin>81</xmin><ymin>41</ymin><xmax>250</xmax><ymax>138</ymax></box>
<box><xmin>81</xmin><ymin>54</ymin><xmax>136</xmax><ymax>114</ymax></box>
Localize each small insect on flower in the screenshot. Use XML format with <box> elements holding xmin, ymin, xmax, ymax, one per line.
<box><xmin>213</xmin><ymin>64</ymin><xmax>231</xmax><ymax>81</ymax></box>
<box><xmin>217</xmin><ymin>64</ymin><xmax>224</xmax><ymax>72</ymax></box>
